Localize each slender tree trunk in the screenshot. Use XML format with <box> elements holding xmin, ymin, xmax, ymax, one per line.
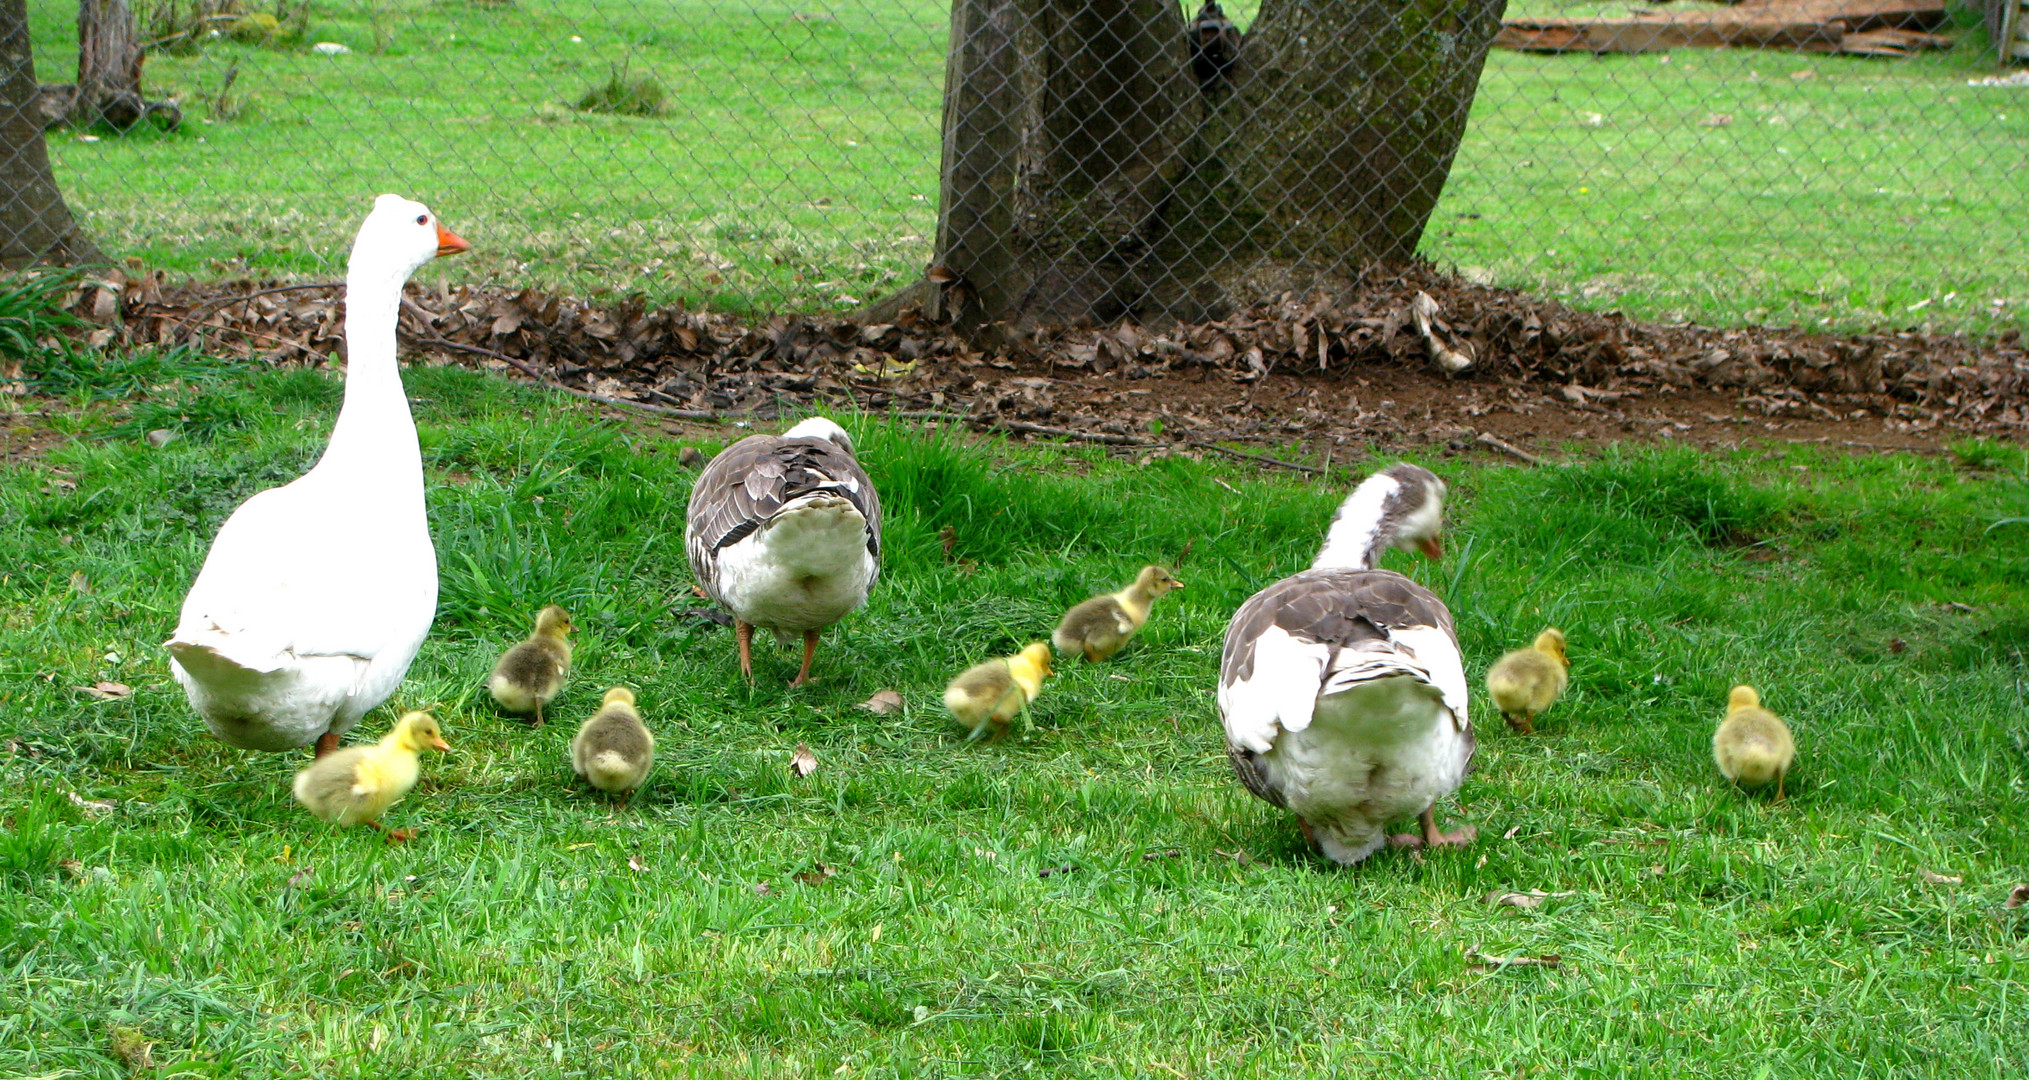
<box><xmin>922</xmin><ymin>0</ymin><xmax>1505</xmax><ymax>336</ymax></box>
<box><xmin>75</xmin><ymin>0</ymin><xmax>150</xmax><ymax>127</ymax></box>
<box><xmin>0</xmin><ymin>0</ymin><xmax>103</xmax><ymax>268</ymax></box>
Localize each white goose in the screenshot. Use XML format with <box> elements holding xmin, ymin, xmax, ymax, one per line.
<box><xmin>686</xmin><ymin>417</ymin><xmax>881</xmax><ymax>686</ymax></box>
<box><xmin>1217</xmin><ymin>463</ymin><xmax>1477</xmax><ymax>865</ymax></box>
<box><xmin>165</xmin><ymin>195</ymin><xmax>467</xmax><ymax>756</ymax></box>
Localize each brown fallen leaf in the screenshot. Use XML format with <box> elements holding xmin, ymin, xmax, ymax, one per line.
<box><xmin>1501</xmin><ymin>825</ymin><xmax>1523</xmax><ymax>840</ymax></box>
<box><xmin>1486</xmin><ymin>889</ymin><xmax>1575</xmax><ymax>909</ymax></box>
<box><xmin>788</xmin><ymin>743</ymin><xmax>818</xmax><ymax>778</ymax></box>
<box><xmin>627</xmin><ymin>854</ymin><xmax>648</xmax><ymax>873</ymax></box>
<box><xmin>69</xmin><ymin>570</ymin><xmax>90</xmax><ymax>593</ymax></box>
<box><xmin>78</xmin><ymin>681</ymin><xmax>131</xmax><ymax>700</ymax></box>
<box><xmin>857</xmin><ymin>690</ymin><xmax>904</xmax><ymax>716</ymax></box>
<box><xmin>1465</xmin><ymin>945</ymin><xmax>1562</xmax><ymax>971</ymax></box>
<box><xmin>66</xmin><ymin>791</ymin><xmax>116</xmax><ymax>816</ymax></box>
<box><xmin>939</xmin><ymin>524</ymin><xmax>957</xmax><ymax>560</ymax></box>
<box><xmin>287</xmin><ymin>865</ymin><xmax>315</xmax><ymax>889</ymax></box>
<box><xmin>1143</xmin><ymin>848</ymin><xmax>1182</xmax><ymax>861</ymax></box>
<box><xmin>794</xmin><ymin>864</ymin><xmax>836</xmax><ymax>886</ymax></box>
<box><xmin>1918</xmin><ymin>869</ymin><xmax>1962</xmax><ymax>885</ymax></box>
<box><xmin>1888</xmin><ymin>637</ymin><xmax>1907</xmax><ymax>654</ymax></box>
<box><xmin>2006</xmin><ymin>884</ymin><xmax>2029</xmax><ymax>909</ymax></box>
<box><xmin>1038</xmin><ymin>865</ymin><xmax>1078</xmax><ymax>879</ymax></box>
<box><xmin>1214</xmin><ymin>848</ymin><xmax>1252</xmax><ymax>866</ymax></box>
<box><xmin>1702</xmin><ymin>113</ymin><xmax>1734</xmax><ymax>127</ymax></box>
<box><xmin>752</xmin><ymin>881</ymin><xmax>772</xmax><ymax>896</ymax></box>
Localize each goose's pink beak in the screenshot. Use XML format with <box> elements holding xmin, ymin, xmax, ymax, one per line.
<box><xmin>435</xmin><ymin>222</ymin><xmax>470</xmax><ymax>257</ymax></box>
<box><xmin>1416</xmin><ymin>535</ymin><xmax>1443</xmax><ymax>560</ymax></box>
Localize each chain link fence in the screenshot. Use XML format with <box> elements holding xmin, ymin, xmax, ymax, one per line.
<box><xmin>21</xmin><ymin>0</ymin><xmax>2029</xmax><ymax>332</ymax></box>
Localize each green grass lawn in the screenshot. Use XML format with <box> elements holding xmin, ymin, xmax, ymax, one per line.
<box><xmin>24</xmin><ymin>0</ymin><xmax>2029</xmax><ymax>333</ymax></box>
<box><xmin>3</xmin><ymin>347</ymin><xmax>2029</xmax><ymax>1075</ymax></box>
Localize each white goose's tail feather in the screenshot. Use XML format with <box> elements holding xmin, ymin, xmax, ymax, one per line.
<box><xmin>165</xmin><ymin>624</ymin><xmax>290</xmax><ymax>679</ymax></box>
<box><xmin>761</xmin><ymin>494</ymin><xmax>868</xmax><ymax>577</ymax></box>
<box><xmin>165</xmin><ymin>625</ymin><xmax>362</xmax><ymax>752</ymax></box>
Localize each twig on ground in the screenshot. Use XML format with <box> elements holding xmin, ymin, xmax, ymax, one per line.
<box><xmin>1465</xmin><ymin>945</ymin><xmax>1562</xmax><ymax>970</ymax></box>
<box><xmin>1475</xmin><ymin>431</ymin><xmax>1544</xmax><ymax>465</ymax></box>
<box><xmin>417</xmin><ymin>337</ymin><xmax>549</xmax><ymax>382</ymax></box>
<box><xmin>176</xmin><ymin>282</ymin><xmax>343</xmax><ymax>336</ymax></box>
<box><xmin>1189</xmin><ymin>440</ymin><xmax>1323</xmax><ymax>473</ymax></box>
<box><xmin>994</xmin><ymin>419</ymin><xmax>1151</xmax><ymax>446</ymax></box>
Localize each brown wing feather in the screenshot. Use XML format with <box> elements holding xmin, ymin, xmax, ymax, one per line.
<box><xmin>1219</xmin><ymin>568</ymin><xmax>1453</xmax><ymax>688</ymax></box>
<box><xmin>1219</xmin><ymin>567</ymin><xmax>1465</xmax><ymax>800</ymax></box>
<box><xmin>685</xmin><ymin>433</ymin><xmax>883</xmax><ymax>602</ymax></box>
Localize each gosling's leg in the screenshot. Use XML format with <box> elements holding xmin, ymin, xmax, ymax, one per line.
<box><xmin>533</xmin><ymin>700</ymin><xmax>544</xmax><ymax>729</ymax></box>
<box><xmin>367</xmin><ymin>821</ymin><xmax>414</xmax><ymax>845</ymax></box>
<box><xmin>789</xmin><ymin>628</ymin><xmax>819</xmax><ymax>687</ymax></box>
<box><xmin>313</xmin><ymin>732</ymin><xmax>340</xmax><ymax>758</ymax></box>
<box><xmin>1296</xmin><ymin>816</ymin><xmax>1319</xmax><ymax>851</ymax></box>
<box><xmin>1775</xmin><ymin>769</ymin><xmax>1787</xmax><ymax>804</ymax></box>
<box><xmin>736</xmin><ymin>620</ymin><xmax>755</xmax><ymax>683</ymax></box>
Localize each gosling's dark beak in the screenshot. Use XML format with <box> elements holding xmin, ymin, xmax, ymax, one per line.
<box><xmin>435</xmin><ymin>222</ymin><xmax>470</xmax><ymax>257</ymax></box>
<box><xmin>1416</xmin><ymin>535</ymin><xmax>1444</xmax><ymax>560</ymax></box>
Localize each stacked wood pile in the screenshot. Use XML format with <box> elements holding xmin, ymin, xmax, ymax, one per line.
<box><xmin>1495</xmin><ymin>0</ymin><xmax>1952</xmax><ymax>56</ymax></box>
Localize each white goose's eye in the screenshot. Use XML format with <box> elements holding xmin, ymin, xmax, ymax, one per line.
<box><xmin>415</xmin><ymin>214</ymin><xmax>429</xmax><ymax>226</ymax></box>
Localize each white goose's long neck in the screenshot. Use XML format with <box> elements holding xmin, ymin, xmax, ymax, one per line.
<box><xmin>317</xmin><ymin>264</ymin><xmax>422</xmax><ymax>498</ymax></box>
<box><xmin>1312</xmin><ymin>482</ymin><xmax>1393</xmax><ymax>571</ymax></box>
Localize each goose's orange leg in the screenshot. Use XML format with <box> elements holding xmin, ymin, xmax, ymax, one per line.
<box><xmin>789</xmin><ymin>629</ymin><xmax>820</xmax><ymax>687</ymax></box>
<box><xmin>736</xmin><ymin>620</ymin><xmax>755</xmax><ymax>683</ymax></box>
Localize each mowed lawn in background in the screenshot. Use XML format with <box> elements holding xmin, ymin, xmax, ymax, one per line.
<box><xmin>3</xmin><ymin>343</ymin><xmax>2028</xmax><ymax>1075</ymax></box>
<box><xmin>26</xmin><ymin>0</ymin><xmax>2029</xmax><ymax>333</ymax></box>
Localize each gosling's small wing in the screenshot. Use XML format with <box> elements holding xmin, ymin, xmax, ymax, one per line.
<box><xmin>1218</xmin><ymin>568</ymin><xmax>1467</xmax><ymax>758</ymax></box>
<box><xmin>1057</xmin><ymin>595</ymin><xmax>1132</xmax><ymax>642</ymax></box>
<box><xmin>685</xmin><ymin>434</ymin><xmax>882</xmax><ymax>601</ymax></box>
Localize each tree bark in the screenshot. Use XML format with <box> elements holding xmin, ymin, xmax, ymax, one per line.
<box><xmin>75</xmin><ymin>0</ymin><xmax>155</xmax><ymax>128</ymax></box>
<box><xmin>923</xmin><ymin>0</ymin><xmax>1506</xmax><ymax>336</ymax></box>
<box><xmin>0</xmin><ymin>0</ymin><xmax>103</xmax><ymax>268</ymax></box>
<box><xmin>932</xmin><ymin>0</ymin><xmax>1190</xmax><ymax>336</ymax></box>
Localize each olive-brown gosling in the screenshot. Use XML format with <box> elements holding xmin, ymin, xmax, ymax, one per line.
<box><xmin>488</xmin><ymin>605</ymin><xmax>573</xmax><ymax>726</ymax></box>
<box><xmin>291</xmin><ymin>711</ymin><xmax>449</xmax><ymax>842</ymax></box>
<box><xmin>944</xmin><ymin>642</ymin><xmax>1054</xmax><ymax>741</ymax></box>
<box><xmin>1714</xmin><ymin>685</ymin><xmax>1796</xmax><ymax>801</ymax></box>
<box><xmin>1052</xmin><ymin>565</ymin><xmax>1183</xmax><ymax>662</ymax></box>
<box><xmin>572</xmin><ymin>687</ymin><xmax>655</xmax><ymax>804</ymax></box>
<box><xmin>1485</xmin><ymin>627</ymin><xmax>1569</xmax><ymax>734</ymax></box>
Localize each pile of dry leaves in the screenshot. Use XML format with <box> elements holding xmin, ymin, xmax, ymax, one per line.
<box><xmin>62</xmin><ymin>262</ymin><xmax>2029</xmax><ymax>460</ymax></box>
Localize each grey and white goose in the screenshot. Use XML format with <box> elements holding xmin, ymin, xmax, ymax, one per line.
<box><xmin>685</xmin><ymin>417</ymin><xmax>881</xmax><ymax>686</ymax></box>
<box><xmin>1217</xmin><ymin>463</ymin><xmax>1476</xmax><ymax>865</ymax></box>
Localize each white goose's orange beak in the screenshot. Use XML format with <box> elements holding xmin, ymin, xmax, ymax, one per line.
<box><xmin>1416</xmin><ymin>534</ymin><xmax>1444</xmax><ymax>560</ymax></box>
<box><xmin>435</xmin><ymin>222</ymin><xmax>470</xmax><ymax>257</ymax></box>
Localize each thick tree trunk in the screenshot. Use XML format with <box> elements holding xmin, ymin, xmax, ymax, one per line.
<box><xmin>933</xmin><ymin>0</ymin><xmax>1190</xmax><ymax>336</ymax></box>
<box><xmin>924</xmin><ymin>0</ymin><xmax>1505</xmax><ymax>335</ymax></box>
<box><xmin>0</xmin><ymin>0</ymin><xmax>103</xmax><ymax>267</ymax></box>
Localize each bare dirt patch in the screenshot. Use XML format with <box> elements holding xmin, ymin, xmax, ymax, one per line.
<box><xmin>76</xmin><ymin>263</ymin><xmax>2027</xmax><ymax>463</ymax></box>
